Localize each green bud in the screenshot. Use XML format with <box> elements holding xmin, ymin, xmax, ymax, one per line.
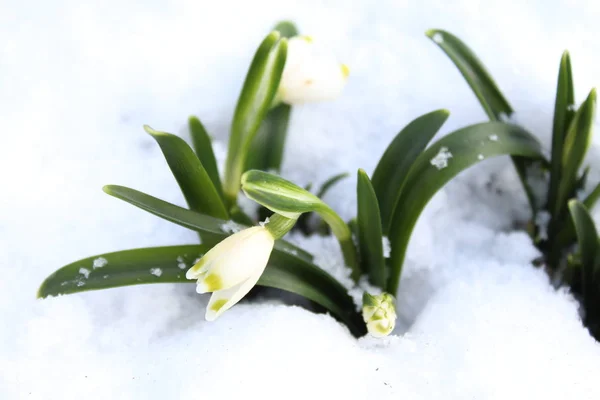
<box><xmin>242</xmin><ymin>169</ymin><xmax>360</xmax><ymax>281</ymax></box>
<box><xmin>362</xmin><ymin>292</ymin><xmax>397</xmax><ymax>338</ymax></box>
<box><xmin>241</xmin><ymin>169</ymin><xmax>323</xmax><ymax>219</ymax></box>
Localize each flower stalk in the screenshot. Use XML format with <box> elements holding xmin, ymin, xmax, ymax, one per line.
<box><xmin>241</xmin><ymin>169</ymin><xmax>361</xmax><ymax>281</ymax></box>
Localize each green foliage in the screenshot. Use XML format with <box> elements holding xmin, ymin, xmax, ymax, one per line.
<box><xmin>357</xmin><ymin>169</ymin><xmax>386</xmax><ymax>288</ymax></box>
<box><xmin>429</xmin><ymin>28</ymin><xmax>599</xmax><ymax>339</ymax></box>
<box><xmin>223</xmin><ymin>31</ymin><xmax>288</xmax><ymax>206</ymax></box>
<box><xmin>372</xmin><ymin>109</ymin><xmax>449</xmax><ymax>232</ymax></box>
<box><xmin>426</xmin><ymin>28</ymin><xmax>544</xmax><ymax>213</ymax></box>
<box><xmin>188</xmin><ymin>116</ymin><xmax>224</xmax><ymax>201</ymax></box>
<box><xmin>37</xmin><ymin>245</ymin><xmax>366</xmax><ymax>337</ymax></box>
<box><xmin>245</xmin><ymin>21</ymin><xmax>298</xmax><ymax>173</ymax></box>
<box><xmin>386</xmin><ymin>121</ymin><xmax>544</xmax><ymax>293</ymax></box>
<box><xmin>568</xmin><ymin>201</ymin><xmax>600</xmax><ymax>338</ymax></box>
<box><xmin>145</xmin><ymin>125</ymin><xmax>228</xmax><ymax>220</ymax></box>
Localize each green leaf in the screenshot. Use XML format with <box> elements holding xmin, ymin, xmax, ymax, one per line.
<box><xmin>372</xmin><ymin>109</ymin><xmax>450</xmax><ymax>231</ymax></box>
<box><xmin>547</xmin><ymin>51</ymin><xmax>575</xmax><ymax>219</ymax></box>
<box><xmin>245</xmin><ymin>21</ymin><xmax>298</xmax><ymax>173</ymax></box>
<box><xmin>426</xmin><ymin>30</ymin><xmax>512</xmax><ymax>120</ymax></box>
<box><xmin>37</xmin><ymin>245</ymin><xmax>366</xmax><ymax>337</ymax></box>
<box><xmin>584</xmin><ymin>181</ymin><xmax>600</xmax><ymax>210</ymax></box>
<box><xmin>188</xmin><ymin>116</ymin><xmax>224</xmax><ymax>200</ymax></box>
<box><xmin>144</xmin><ymin>125</ymin><xmax>228</xmax><ymax>220</ymax></box>
<box><xmin>223</xmin><ymin>31</ymin><xmax>288</xmax><ymax>206</ymax></box>
<box><xmin>569</xmin><ymin>200</ymin><xmax>598</xmax><ymax>272</ymax></box>
<box><xmin>568</xmin><ymin>200</ymin><xmax>599</xmax><ymax>304</ymax></box>
<box><xmin>426</xmin><ymin>29</ymin><xmax>543</xmax><ymax>212</ymax></box>
<box><xmin>245</xmin><ymin>104</ymin><xmax>292</xmax><ymax>172</ymax></box>
<box><xmin>387</xmin><ymin>122</ymin><xmax>544</xmax><ymax>293</ymax></box>
<box><xmin>316</xmin><ymin>172</ymin><xmax>349</xmax><ymax>199</ymax></box>
<box><xmin>102</xmin><ymin>184</ymin><xmax>312</xmax><ymax>262</ymax></box>
<box><xmin>557</xmin><ymin>89</ymin><xmax>597</xmax><ymax>211</ymax></box>
<box><xmin>357</xmin><ymin>169</ymin><xmax>386</xmax><ymax>288</ymax></box>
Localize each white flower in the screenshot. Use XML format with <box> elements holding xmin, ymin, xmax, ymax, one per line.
<box><xmin>278</xmin><ymin>36</ymin><xmax>349</xmax><ymax>104</ymax></box>
<box><xmin>362</xmin><ymin>292</ymin><xmax>397</xmax><ymax>337</ymax></box>
<box><xmin>186</xmin><ymin>226</ymin><xmax>275</xmax><ymax>321</ymax></box>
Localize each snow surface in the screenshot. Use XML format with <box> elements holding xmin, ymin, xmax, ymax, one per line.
<box><xmin>2</xmin><ymin>0</ymin><xmax>600</xmax><ymax>398</ymax></box>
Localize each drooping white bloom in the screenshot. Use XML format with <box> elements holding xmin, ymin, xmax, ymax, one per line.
<box><xmin>362</xmin><ymin>292</ymin><xmax>397</xmax><ymax>338</ymax></box>
<box><xmin>186</xmin><ymin>226</ymin><xmax>275</xmax><ymax>321</ymax></box>
<box><xmin>278</xmin><ymin>36</ymin><xmax>349</xmax><ymax>104</ymax></box>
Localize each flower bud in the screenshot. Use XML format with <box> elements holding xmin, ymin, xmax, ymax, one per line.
<box><xmin>362</xmin><ymin>292</ymin><xmax>397</xmax><ymax>337</ymax></box>
<box><xmin>186</xmin><ymin>226</ymin><xmax>275</xmax><ymax>321</ymax></box>
<box><xmin>277</xmin><ymin>36</ymin><xmax>349</xmax><ymax>104</ymax></box>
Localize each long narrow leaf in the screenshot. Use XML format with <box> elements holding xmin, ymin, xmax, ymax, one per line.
<box><xmin>426</xmin><ymin>29</ymin><xmax>512</xmax><ymax>120</ymax></box>
<box><xmin>357</xmin><ymin>169</ymin><xmax>386</xmax><ymax>288</ymax></box>
<box><xmin>371</xmin><ymin>109</ymin><xmax>449</xmax><ymax>231</ymax></box>
<box><xmin>102</xmin><ymin>185</ymin><xmax>313</xmax><ymax>262</ymax></box>
<box><xmin>556</xmin><ymin>89</ymin><xmax>597</xmax><ymax>212</ymax></box>
<box><xmin>387</xmin><ymin>122</ymin><xmax>544</xmax><ymax>293</ymax></box>
<box><xmin>145</xmin><ymin>125</ymin><xmax>228</xmax><ymax>220</ymax></box>
<box><xmin>37</xmin><ymin>245</ymin><xmax>366</xmax><ymax>337</ymax></box>
<box><xmin>426</xmin><ymin>29</ymin><xmax>543</xmax><ymax>212</ymax></box>
<box><xmin>188</xmin><ymin>116</ymin><xmax>224</xmax><ymax>200</ymax></box>
<box><xmin>245</xmin><ymin>22</ymin><xmax>298</xmax><ymax>173</ymax></box>
<box><xmin>547</xmin><ymin>51</ymin><xmax>575</xmax><ymax>218</ymax></box>
<box><xmin>245</xmin><ymin>104</ymin><xmax>292</xmax><ymax>172</ymax></box>
<box><xmin>568</xmin><ymin>200</ymin><xmax>599</xmax><ymax>304</ymax></box>
<box><xmin>223</xmin><ymin>32</ymin><xmax>288</xmax><ymax>206</ymax></box>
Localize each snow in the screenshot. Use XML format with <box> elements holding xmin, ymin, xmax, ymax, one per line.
<box><xmin>149</xmin><ymin>268</ymin><xmax>163</xmax><ymax>277</ymax></box>
<box><xmin>79</xmin><ymin>268</ymin><xmax>91</xmax><ymax>279</ymax></box>
<box><xmin>92</xmin><ymin>257</ymin><xmax>108</xmax><ymax>269</ymax></box>
<box><xmin>430</xmin><ymin>146</ymin><xmax>453</xmax><ymax>169</ymax></box>
<box><xmin>2</xmin><ymin>0</ymin><xmax>600</xmax><ymax>399</ymax></box>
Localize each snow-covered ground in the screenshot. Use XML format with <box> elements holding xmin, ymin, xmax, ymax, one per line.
<box><xmin>2</xmin><ymin>0</ymin><xmax>600</xmax><ymax>398</ymax></box>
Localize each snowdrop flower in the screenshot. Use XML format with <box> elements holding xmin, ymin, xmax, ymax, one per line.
<box><xmin>362</xmin><ymin>292</ymin><xmax>397</xmax><ymax>337</ymax></box>
<box><xmin>277</xmin><ymin>35</ymin><xmax>349</xmax><ymax>104</ymax></box>
<box><xmin>186</xmin><ymin>215</ymin><xmax>295</xmax><ymax>321</ymax></box>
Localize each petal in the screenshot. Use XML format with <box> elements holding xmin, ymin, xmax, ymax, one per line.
<box><xmin>195</xmin><ymin>227</ymin><xmax>274</xmax><ymax>293</ymax></box>
<box><xmin>279</xmin><ymin>38</ymin><xmax>347</xmax><ymax>104</ymax></box>
<box><xmin>205</xmin><ymin>267</ymin><xmax>264</xmax><ymax>321</ymax></box>
<box><xmin>186</xmin><ymin>226</ymin><xmax>267</xmax><ymax>279</ymax></box>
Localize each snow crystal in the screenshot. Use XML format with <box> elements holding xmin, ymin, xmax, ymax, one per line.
<box><xmin>92</xmin><ymin>257</ymin><xmax>108</xmax><ymax>269</ymax></box>
<box><xmin>259</xmin><ymin>217</ymin><xmax>270</xmax><ymax>227</ymax></box>
<box><xmin>149</xmin><ymin>268</ymin><xmax>163</xmax><ymax>277</ymax></box>
<box><xmin>477</xmin><ymin>154</ymin><xmax>485</xmax><ymax>160</ymax></box>
<box><xmin>78</xmin><ymin>268</ymin><xmax>91</xmax><ymax>279</ymax></box>
<box><xmin>430</xmin><ymin>147</ymin><xmax>453</xmax><ymax>169</ymax></box>
<box><xmin>432</xmin><ymin>32</ymin><xmax>444</xmax><ymax>43</ymax></box>
<box><xmin>176</xmin><ymin>256</ymin><xmax>187</xmax><ymax>270</ymax></box>
<box><xmin>220</xmin><ymin>220</ymin><xmax>243</xmax><ymax>234</ymax></box>
<box><xmin>489</xmin><ymin>134</ymin><xmax>499</xmax><ymax>141</ymax></box>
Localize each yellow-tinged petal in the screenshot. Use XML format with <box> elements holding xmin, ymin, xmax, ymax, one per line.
<box><xmin>205</xmin><ymin>268</ymin><xmax>264</xmax><ymax>321</ymax></box>
<box><xmin>188</xmin><ymin>227</ymin><xmax>273</xmax><ymax>293</ymax></box>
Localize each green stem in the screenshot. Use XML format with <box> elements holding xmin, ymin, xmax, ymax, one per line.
<box><xmin>317</xmin><ymin>205</ymin><xmax>361</xmax><ymax>282</ymax></box>
<box><xmin>265</xmin><ymin>214</ymin><xmax>297</xmax><ymax>240</ymax></box>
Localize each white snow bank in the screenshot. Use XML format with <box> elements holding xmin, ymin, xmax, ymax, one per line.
<box><xmin>2</xmin><ymin>0</ymin><xmax>600</xmax><ymax>398</ymax></box>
